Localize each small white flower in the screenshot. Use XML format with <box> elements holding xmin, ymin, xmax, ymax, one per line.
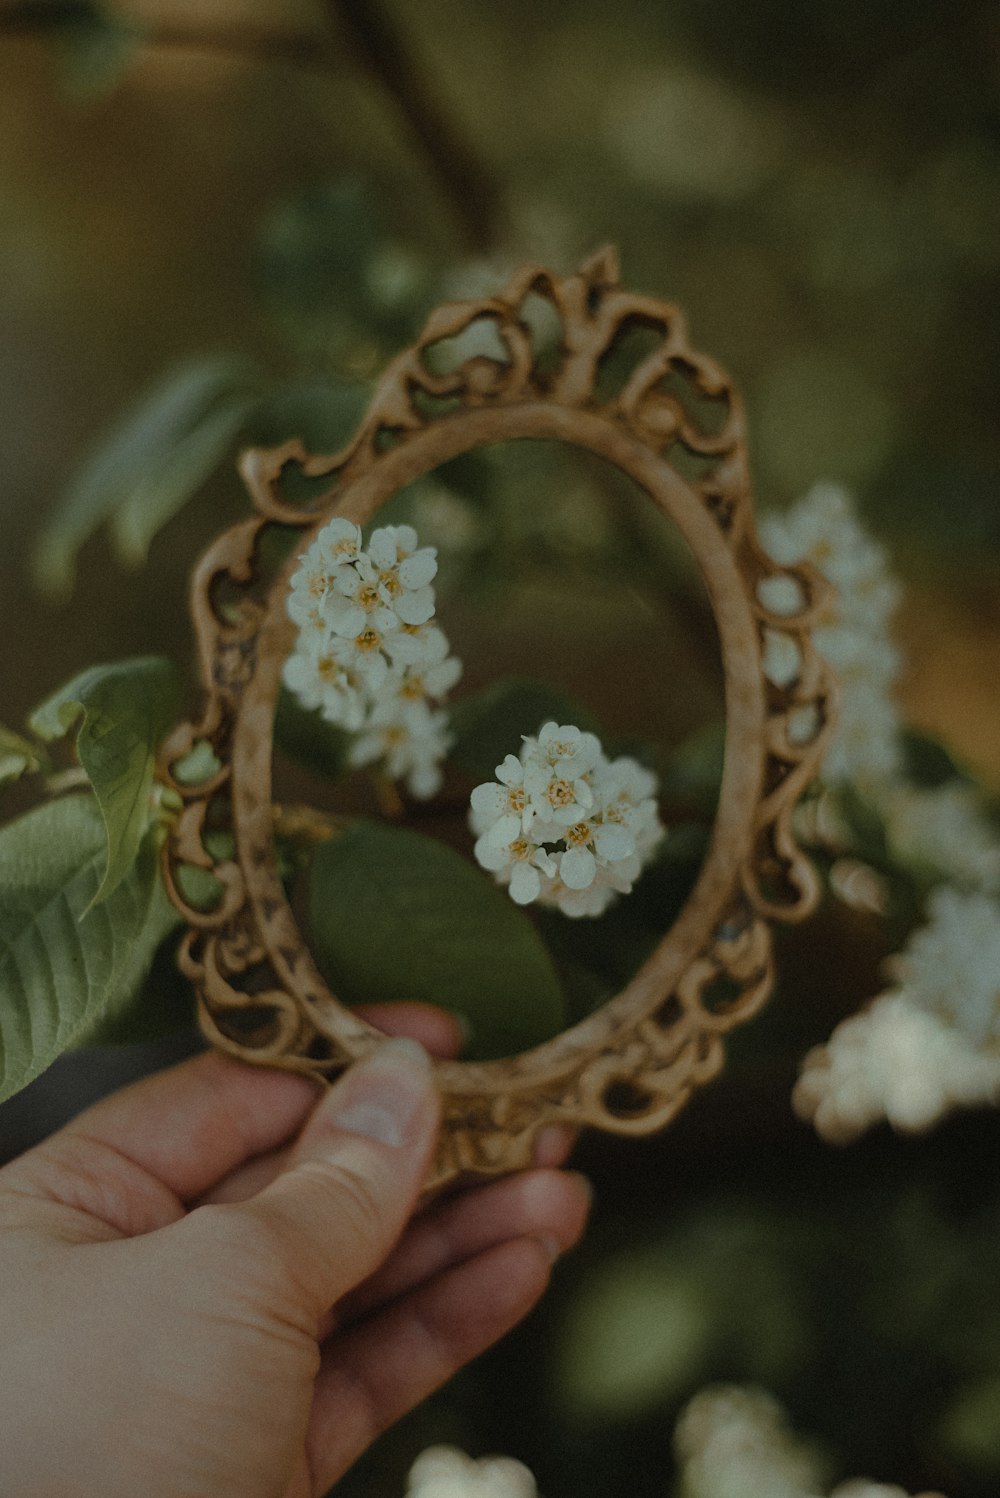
<box><xmin>348</xmin><ymin>696</ymin><xmax>452</xmax><ymax>801</ymax></box>
<box><xmin>793</xmin><ymin>990</ymin><xmax>1000</xmax><ymax>1143</ymax></box>
<box><xmin>385</xmin><ymin>620</ymin><xmax>453</xmax><ymax>669</ymax></box>
<box><xmin>892</xmin><ymin>887</ymin><xmax>1000</xmax><ymax>1045</ymax></box>
<box><xmin>470</xmin><ymin>754</ymin><xmax>533</xmax><ymax>838</ymax></box>
<box><xmin>674</xmin><ymin>1385</ymin><xmax>945</xmax><ymax>1498</ymax></box>
<box><xmin>284</xmin><ymin>521</ymin><xmax>461</xmax><ymax>798</ymax></box>
<box><xmin>282</xmin><ymin>638</ymin><xmax>368</xmax><ymax>731</ymax></box>
<box><xmin>368</xmin><ymin>523</ymin><xmax>439</xmax><ymax>627</ymax></box>
<box><xmin>470</xmin><ymin>725</ymin><xmax>665</xmax><ymax>917</ymax></box>
<box><xmin>405</xmin><ymin>1444</ymin><xmax>538</xmax><ymax>1498</ymax></box>
<box><xmin>474</xmin><ymin>825</ymin><xmax>558</xmax><ymax>905</ymax></box>
<box><xmin>673</xmin><ymin>1384</ymin><xmax>824</xmax><ymax>1498</ymax></box>
<box><xmin>525</xmin><ymin>720</ymin><xmax>603</xmax><ymax>778</ymax></box>
<box><xmin>324</xmin><ymin>553</ymin><xmax>402</xmax><ymax>641</ymax></box>
<box><xmin>760</xmin><ymin>482</ymin><xmax>903</xmax><ymax>789</ymax></box>
<box><xmin>878</xmin><ymin>782</ymin><xmax>1000</xmax><ymax>894</ymax></box>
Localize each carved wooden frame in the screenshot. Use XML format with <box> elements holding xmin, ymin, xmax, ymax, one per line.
<box><xmin>159</xmin><ymin>248</ymin><xmax>836</xmax><ymax>1185</ymax></box>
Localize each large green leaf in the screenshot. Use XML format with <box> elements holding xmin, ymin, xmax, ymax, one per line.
<box><xmin>273</xmin><ymin>686</ymin><xmax>350</xmax><ymax>784</ymax></box>
<box><xmin>56</xmin><ymin>3</ymin><xmax>148</xmax><ymax>101</ymax></box>
<box><xmin>309</xmin><ymin>820</ymin><xmax>566</xmax><ymax>1060</ymax></box>
<box><xmin>0</xmin><ymin>795</ymin><xmax>179</xmax><ymax>1103</ymax></box>
<box><xmin>30</xmin><ymin>658</ymin><xmax>180</xmax><ymax>905</ymax></box>
<box><xmin>33</xmin><ymin>355</ymin><xmax>260</xmax><ymax>597</ymax></box>
<box><xmin>110</xmin><ymin>391</ymin><xmax>260</xmax><ymax>567</ymax></box>
<box><xmin>900</xmin><ymin>728</ymin><xmax>970</xmax><ymax>789</ymax></box>
<box><xmin>448</xmin><ymin>677</ymin><xmax>601</xmax><ymax>783</ymax></box>
<box><xmin>0</xmin><ymin>724</ymin><xmax>48</xmax><ymax>787</ymax></box>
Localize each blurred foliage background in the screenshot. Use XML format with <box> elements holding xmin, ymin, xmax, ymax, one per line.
<box><xmin>1</xmin><ymin>1</ymin><xmax>1000</xmax><ymax>1494</ymax></box>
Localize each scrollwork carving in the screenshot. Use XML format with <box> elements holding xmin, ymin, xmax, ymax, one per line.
<box><xmin>159</xmin><ymin>251</ymin><xmax>836</xmax><ymax>1185</ymax></box>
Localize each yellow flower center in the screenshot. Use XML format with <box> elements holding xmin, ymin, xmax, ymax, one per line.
<box><xmin>355</xmin><ymin>627</ymin><xmax>382</xmax><ymax>653</ymax></box>
<box><xmin>379</xmin><ymin>568</ymin><xmax>402</xmax><ymax>596</ymax></box>
<box><xmin>506</xmin><ymin>786</ymin><xmax>527</xmax><ymax>813</ymax></box>
<box><xmin>566</xmin><ymin>822</ymin><xmax>592</xmax><ymax>847</ymax></box>
<box><xmin>546</xmin><ymin>778</ymin><xmax>575</xmax><ymax>808</ymax></box>
<box><xmin>400</xmin><ymin>675</ymin><xmax>425</xmax><ymax>700</ymax></box>
<box><xmin>357</xmin><ymin>584</ymin><xmax>382</xmax><ymax>612</ymax></box>
<box><xmin>508</xmin><ymin>838</ymin><xmax>531</xmax><ymax>862</ymax></box>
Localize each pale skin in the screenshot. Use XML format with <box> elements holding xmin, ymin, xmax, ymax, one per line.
<box><xmin>0</xmin><ymin>1006</ymin><xmax>589</xmax><ymax>1498</ymax></box>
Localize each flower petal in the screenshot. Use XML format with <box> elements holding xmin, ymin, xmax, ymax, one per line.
<box><xmin>496</xmin><ymin>754</ymin><xmax>524</xmax><ymax>786</ymax></box>
<box><xmin>509</xmin><ymin>862</ymin><xmax>541</xmax><ymax>905</ymax></box>
<box><xmin>470</xmin><ymin>783</ymin><xmax>508</xmax><ymax>824</ymax></box>
<box><xmin>594</xmin><ymin>822</ymin><xmax>636</xmax><ymax>862</ymax></box>
<box><xmin>560</xmin><ymin>845</ymin><xmax>597</xmax><ymax>889</ymax></box>
<box><xmin>395</xmin><ymin>588</ymin><xmax>436</xmax><ymax>626</ymax></box>
<box><xmin>484</xmin><ymin>813</ymin><xmax>522</xmax><ymax>848</ymax></box>
<box><xmin>474</xmin><ymin>833</ymin><xmax>508</xmax><ymax>872</ymax></box>
<box><xmin>398</xmin><ymin>548</ymin><xmax>438</xmax><ymax>589</ymax></box>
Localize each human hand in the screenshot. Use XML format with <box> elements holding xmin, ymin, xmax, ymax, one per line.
<box><xmin>0</xmin><ymin>1024</ymin><xmax>590</xmax><ymax>1498</ymax></box>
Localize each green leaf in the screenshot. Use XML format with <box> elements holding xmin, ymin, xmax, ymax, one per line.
<box><xmin>0</xmin><ymin>725</ymin><xmax>48</xmax><ymax>787</ymax></box>
<box><xmin>309</xmin><ymin>821</ymin><xmax>566</xmax><ymax>1060</ymax></box>
<box><xmin>555</xmin><ymin>1246</ymin><xmax>713</xmax><ymax>1420</ymax></box>
<box><xmin>900</xmin><ymin>728</ymin><xmax>970</xmax><ymax>789</ymax></box>
<box><xmin>110</xmin><ymin>392</ymin><xmax>260</xmax><ymax>567</ymax></box>
<box><xmin>30</xmin><ymin>658</ymin><xmax>180</xmax><ymax>905</ymax></box>
<box><xmin>0</xmin><ymin>795</ymin><xmax>179</xmax><ymax>1103</ymax></box>
<box><xmin>251</xmin><ymin>380</ymin><xmax>371</xmax><ymax>452</ymax></box>
<box><xmin>448</xmin><ymin>678</ymin><xmax>601</xmax><ymax>783</ymax></box>
<box><xmin>835</xmin><ymin>783</ymin><xmax>890</xmax><ymax>866</ymax></box>
<box><xmin>33</xmin><ymin>356</ymin><xmax>260</xmax><ymax>597</ymax></box>
<box><xmin>56</xmin><ymin>3</ymin><xmax>148</xmax><ymax>102</ymax></box>
<box><xmin>82</xmin><ymin>931</ymin><xmax>196</xmax><ymax>1046</ymax></box>
<box><xmin>273</xmin><ymin>687</ymin><xmax>351</xmax><ymax>783</ymax></box>
<box><xmin>661</xmin><ymin>722</ymin><xmax>726</xmax><ymax>815</ymax></box>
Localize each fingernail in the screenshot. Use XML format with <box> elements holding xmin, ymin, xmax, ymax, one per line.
<box><xmin>323</xmin><ymin>1038</ymin><xmax>434</xmax><ymax>1148</ymax></box>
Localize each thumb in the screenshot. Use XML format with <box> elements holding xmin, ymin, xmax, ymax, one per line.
<box><xmin>222</xmin><ymin>1039</ymin><xmax>440</xmax><ymax>1317</ymax></box>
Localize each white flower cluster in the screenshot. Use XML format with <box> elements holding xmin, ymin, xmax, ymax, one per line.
<box><xmin>794</xmin><ymin>889</ymin><xmax>1000</xmax><ymax>1143</ymax></box>
<box><xmin>283</xmin><ymin>518</ymin><xmax>461</xmax><ymax>799</ymax></box>
<box><xmin>404</xmin><ymin>1445</ymin><xmax>537</xmax><ymax>1498</ymax></box>
<box><xmin>469</xmin><ymin>722</ymin><xmax>665</xmax><ymax>917</ymax></box>
<box><xmin>793</xmin><ymin>991</ymin><xmax>1000</xmax><ymax>1144</ymax></box>
<box><xmin>759</xmin><ymin>482</ymin><xmax>903</xmax><ymax>789</ymax></box>
<box><xmin>674</xmin><ymin>1384</ymin><xmax>947</xmax><ymax>1498</ymax></box>
<box><xmin>893</xmin><ymin>887</ymin><xmax>1000</xmax><ymax>1045</ymax></box>
<box><xmin>879</xmin><ymin>782</ymin><xmax>1000</xmax><ymax>895</ymax></box>
<box><xmin>674</xmin><ymin>1384</ymin><xmax>822</xmax><ymax>1498</ymax></box>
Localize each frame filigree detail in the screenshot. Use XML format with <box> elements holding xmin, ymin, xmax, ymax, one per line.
<box><xmin>159</xmin><ymin>248</ymin><xmax>836</xmax><ymax>1186</ymax></box>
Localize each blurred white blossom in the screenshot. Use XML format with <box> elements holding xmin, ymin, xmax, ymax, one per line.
<box><xmin>674</xmin><ymin>1384</ymin><xmax>825</xmax><ymax>1498</ymax></box>
<box><xmin>284</xmin><ymin>519</ymin><xmax>460</xmax><ymax>797</ymax></box>
<box><xmin>674</xmin><ymin>1384</ymin><xmax>947</xmax><ymax>1498</ymax></box>
<box><xmin>892</xmin><ymin>887</ymin><xmax>1000</xmax><ymax>1045</ymax></box>
<box><xmin>793</xmin><ymin>991</ymin><xmax>1000</xmax><ymax>1143</ymax></box>
<box><xmin>879</xmin><ymin>782</ymin><xmax>1000</xmax><ymax>894</ymax></box>
<box><xmin>405</xmin><ymin>1445</ymin><xmax>538</xmax><ymax>1498</ymax></box>
<box><xmin>760</xmin><ymin>482</ymin><xmax>903</xmax><ymax>788</ymax></box>
<box><xmin>470</xmin><ymin>722</ymin><xmax>665</xmax><ymax>917</ymax></box>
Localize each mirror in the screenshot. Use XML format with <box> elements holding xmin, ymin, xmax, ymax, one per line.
<box><xmin>159</xmin><ymin>251</ymin><xmax>834</xmax><ymax>1183</ymax></box>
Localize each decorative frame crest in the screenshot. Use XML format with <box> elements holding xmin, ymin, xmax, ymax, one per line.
<box><xmin>158</xmin><ymin>248</ymin><xmax>836</xmax><ymax>1186</ymax></box>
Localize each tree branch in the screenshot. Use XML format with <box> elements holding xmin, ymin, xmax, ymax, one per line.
<box><xmin>328</xmin><ymin>0</ymin><xmax>502</xmax><ymax>252</ymax></box>
<box><xmin>0</xmin><ymin>0</ymin><xmax>503</xmax><ymax>251</ymax></box>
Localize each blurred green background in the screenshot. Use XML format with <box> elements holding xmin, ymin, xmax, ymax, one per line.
<box><xmin>2</xmin><ymin>3</ymin><xmax>1000</xmax><ymax>1495</ymax></box>
<box><xmin>1</xmin><ymin>0</ymin><xmax>999</xmax><ymax>781</ymax></box>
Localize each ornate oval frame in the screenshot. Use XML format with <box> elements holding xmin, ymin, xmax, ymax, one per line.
<box><xmin>159</xmin><ymin>248</ymin><xmax>836</xmax><ymax>1185</ymax></box>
